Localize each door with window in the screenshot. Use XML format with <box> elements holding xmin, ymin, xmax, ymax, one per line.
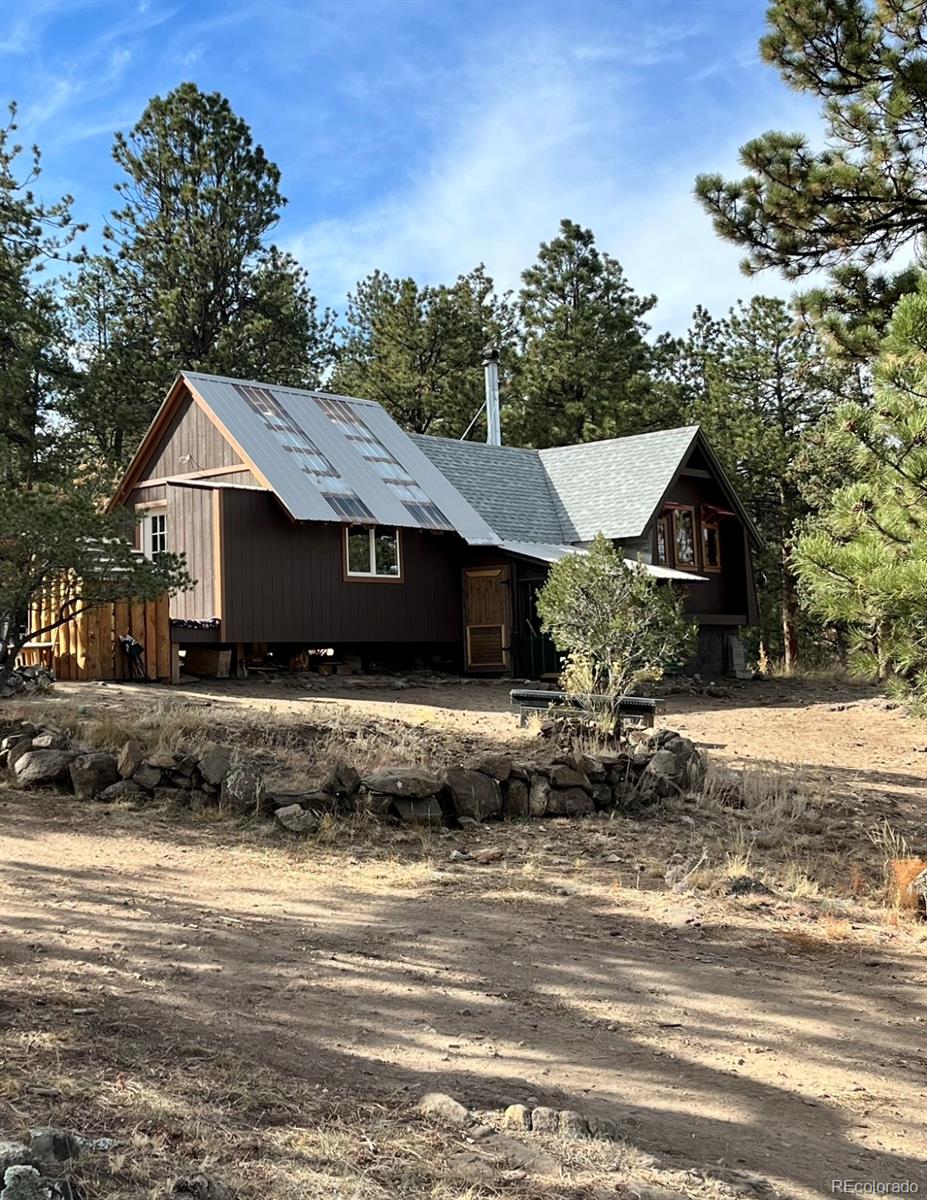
<box><xmin>463</xmin><ymin>565</ymin><xmax>511</xmax><ymax>672</ymax></box>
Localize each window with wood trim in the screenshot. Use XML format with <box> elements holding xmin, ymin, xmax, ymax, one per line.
<box><xmin>701</xmin><ymin>517</ymin><xmax>721</xmax><ymax>571</ymax></box>
<box><xmin>655</xmin><ymin>516</ymin><xmax>670</xmax><ymax>565</ymax></box>
<box><xmin>345</xmin><ymin>527</ymin><xmax>401</xmax><ymax>579</ymax></box>
<box><xmin>141</xmin><ymin>511</ymin><xmax>167</xmax><ymax>559</ymax></box>
<box><xmin>672</xmin><ymin>506</ymin><xmax>698</xmax><ymax>569</ymax></box>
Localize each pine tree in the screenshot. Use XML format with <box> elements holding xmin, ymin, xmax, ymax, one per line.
<box><xmin>695</xmin><ymin>0</ymin><xmax>927</xmax><ymax>341</ymax></box>
<box><xmin>68</xmin><ymin>83</ymin><xmax>334</xmax><ymax>471</ymax></box>
<box><xmin>509</xmin><ymin>220</ymin><xmax>663</xmax><ymax>447</ymax></box>
<box><xmin>793</xmin><ymin>287</ymin><xmax>927</xmax><ymax>698</ymax></box>
<box><xmin>332</xmin><ymin>266</ymin><xmax>514</xmax><ymax>436</ymax></box>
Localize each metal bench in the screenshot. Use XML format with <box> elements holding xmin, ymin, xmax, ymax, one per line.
<box><xmin>510</xmin><ymin>688</ymin><xmax>664</xmax><ymax>729</ymax></box>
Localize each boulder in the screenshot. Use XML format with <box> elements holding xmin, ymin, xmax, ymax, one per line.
<box><xmin>393</xmin><ymin>797</ymin><xmax>444</xmax><ymax>825</ymax></box>
<box><xmin>502</xmin><ymin>1103</ymin><xmax>532</xmax><ymax>1131</ymax></box>
<box><xmin>578</xmin><ymin>753</ymin><xmax>606</xmax><ymax>781</ymax></box>
<box><xmin>28</xmin><ymin>1128</ymin><xmax>81</xmax><ymax>1168</ymax></box>
<box><xmin>547</xmin><ymin>786</ymin><xmax>594</xmax><ymax>816</ymax></box>
<box><xmin>165</xmin><ymin>770</ymin><xmax>194</xmax><ymax>790</ymax></box>
<box><xmin>591</xmin><ymin>782</ymin><xmax>613</xmax><ymax>810</ymax></box>
<box><xmin>503</xmin><ymin>777</ymin><xmax>529</xmax><ymax>819</ymax></box>
<box><xmin>320</xmin><ymin>760</ymin><xmax>360</xmax><ymax>797</ymax></box>
<box><xmin>220</xmin><ymin>762</ymin><xmax>265</xmax><ymax>814</ymax></box>
<box><xmin>12</xmin><ymin>749</ymin><xmax>76</xmax><ymax>788</ymax></box>
<box><xmin>6</xmin><ymin>738</ymin><xmax>34</xmax><ymax>770</ymax></box>
<box><xmin>198</xmin><ymin>742</ymin><xmax>231</xmax><ymax>787</ymax></box>
<box><xmin>467</xmin><ymin>752</ymin><xmax>513</xmax><ymax>782</ymax></box>
<box><xmin>146</xmin><ymin>751</ymin><xmax>180</xmax><ymax>770</ymax></box>
<box><xmin>0</xmin><ymin>1145</ymin><xmax>34</xmax><ymax>1176</ymax></box>
<box><xmin>530</xmin><ymin>1106</ymin><xmax>559</xmax><ymax>1133</ymax></box>
<box><xmin>275</xmin><ymin>804</ymin><xmax>319</xmax><ymax>834</ymax></box>
<box><xmin>0</xmin><ymin>1165</ymin><xmax>48</xmax><ymax>1200</ymax></box>
<box><xmin>361</xmin><ymin>792</ymin><xmax>394</xmax><ymax>816</ymax></box>
<box><xmin>549</xmin><ymin>763</ymin><xmax>591</xmax><ymax>791</ymax></box>
<box><xmin>98</xmin><ymin>779</ymin><xmax>148</xmax><ymax>803</ymax></box>
<box><xmin>558</xmin><ymin>1110</ymin><xmax>589</xmax><ymax>1138</ymax></box>
<box><xmin>445</xmin><ymin>768</ymin><xmax>502</xmax><ymax>821</ymax></box>
<box><xmin>130</xmin><ymin>763</ymin><xmax>160</xmax><ymax>791</ymax></box>
<box><xmin>31</xmin><ymin>732</ymin><xmax>68</xmax><ymax>751</ymax></box>
<box><xmin>587</xmin><ymin>1115</ymin><xmax>620</xmax><ymax>1141</ymax></box>
<box><xmin>361</xmin><ymin>767</ymin><xmax>442</xmax><ymax>798</ymax></box>
<box><xmin>417</xmin><ymin>1092</ymin><xmax>470</xmax><ymax>1126</ymax></box>
<box><xmin>528</xmin><ymin>775</ymin><xmax>551</xmax><ymax>817</ymax></box>
<box><xmin>69</xmin><ymin>752</ymin><xmax>119</xmax><ymax>800</ymax></box>
<box><xmin>117</xmin><ymin>739</ymin><xmax>144</xmax><ymax>779</ymax></box>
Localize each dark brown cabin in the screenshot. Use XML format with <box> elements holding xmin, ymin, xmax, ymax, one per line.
<box><xmin>110</xmin><ymin>371</ymin><xmax>760</xmax><ymax>679</ymax></box>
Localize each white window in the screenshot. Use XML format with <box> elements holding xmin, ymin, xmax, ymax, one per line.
<box><xmin>345</xmin><ymin>527</ymin><xmax>401</xmax><ymax>579</ymax></box>
<box><xmin>142</xmin><ymin>511</ymin><xmax>167</xmax><ymax>559</ymax></box>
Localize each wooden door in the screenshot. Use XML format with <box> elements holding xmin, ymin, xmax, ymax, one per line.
<box><xmin>463</xmin><ymin>565</ymin><xmax>511</xmax><ymax>671</ymax></box>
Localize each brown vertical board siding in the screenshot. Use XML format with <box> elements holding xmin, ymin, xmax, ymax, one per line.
<box><xmin>155</xmin><ymin>595</ymin><xmax>171</xmax><ymax>678</ymax></box>
<box><xmin>144</xmin><ymin>599</ymin><xmax>158</xmax><ymax>679</ymax></box>
<box><xmin>99</xmin><ymin>604</ymin><xmax>115</xmax><ymax>680</ymax></box>
<box><xmin>142</xmin><ymin>391</ymin><xmax>242</xmax><ymax>479</ymax></box>
<box><xmin>113</xmin><ymin>601</ymin><xmax>128</xmax><ymax>680</ymax></box>
<box><xmin>219</xmin><ymin>491</ymin><xmax>462</xmax><ymax>645</ymax></box>
<box><xmin>166</xmin><ymin>484</ymin><xmax>216</xmax><ymax>620</ymax></box>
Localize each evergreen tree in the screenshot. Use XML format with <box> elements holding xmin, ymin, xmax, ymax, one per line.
<box><xmin>332</xmin><ymin>266</ymin><xmax>514</xmax><ymax>436</ymax></box>
<box><xmin>793</xmin><ymin>287</ymin><xmax>927</xmax><ymax>698</ymax></box>
<box><xmin>695</xmin><ymin>0</ymin><xmax>927</xmax><ymax>341</ymax></box>
<box><xmin>0</xmin><ymin>103</ymin><xmax>83</xmax><ymax>486</ymax></box>
<box><xmin>68</xmin><ymin>83</ymin><xmax>334</xmax><ymax>471</ymax></box>
<box><xmin>667</xmin><ymin>296</ymin><xmax>856</xmax><ymax>666</ymax></box>
<box><xmin>509</xmin><ymin>220</ymin><xmax>665</xmax><ymax>447</ymax></box>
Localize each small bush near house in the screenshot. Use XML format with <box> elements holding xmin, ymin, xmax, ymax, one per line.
<box><xmin>536</xmin><ymin>533</ymin><xmax>696</xmax><ymax>718</ymax></box>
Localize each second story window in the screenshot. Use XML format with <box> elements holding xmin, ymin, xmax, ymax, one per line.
<box><xmin>672</xmin><ymin>506</ymin><xmax>698</xmax><ymax>569</ymax></box>
<box><xmin>140</xmin><ymin>509</ymin><xmax>167</xmax><ymax>559</ymax></box>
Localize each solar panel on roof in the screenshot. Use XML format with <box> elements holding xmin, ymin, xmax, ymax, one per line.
<box><xmin>314</xmin><ymin>395</ymin><xmax>453</xmax><ymax>530</ymax></box>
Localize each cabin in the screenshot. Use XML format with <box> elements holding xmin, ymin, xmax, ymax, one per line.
<box><xmin>109</xmin><ymin>371</ymin><xmax>760</xmax><ymax>680</ymax></box>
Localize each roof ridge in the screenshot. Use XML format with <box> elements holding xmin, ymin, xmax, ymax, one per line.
<box><xmin>538</xmin><ymin>424</ymin><xmax>700</xmax><ymax>457</ymax></box>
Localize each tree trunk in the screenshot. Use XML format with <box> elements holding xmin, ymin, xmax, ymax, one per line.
<box><xmin>781</xmin><ymin>554</ymin><xmax>800</xmax><ymax>673</ymax></box>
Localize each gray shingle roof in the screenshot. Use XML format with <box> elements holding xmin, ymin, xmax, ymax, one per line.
<box><xmin>409</xmin><ymin>435</ymin><xmax>566</xmax><ymax>543</ymax></box>
<box><xmin>539</xmin><ymin>426</ymin><xmax>700</xmax><ymax>541</ymax></box>
<box><xmin>413</xmin><ymin>426</ymin><xmax>701</xmax><ymax>544</ymax></box>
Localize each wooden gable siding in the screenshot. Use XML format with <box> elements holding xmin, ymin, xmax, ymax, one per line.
<box><xmin>656</xmin><ymin>472</ymin><xmax>752</xmax><ymax>621</ymax></box>
<box><xmin>142</xmin><ymin>390</ymin><xmax>242</xmax><ymax>480</ymax></box>
<box><xmin>166</xmin><ymin>484</ymin><xmax>217</xmax><ymax>622</ymax></box>
<box><xmin>218</xmin><ymin>489</ymin><xmax>462</xmax><ymax>645</ymax></box>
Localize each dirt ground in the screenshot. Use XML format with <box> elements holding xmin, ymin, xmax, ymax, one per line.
<box><xmin>1</xmin><ymin>676</ymin><xmax>926</xmax><ymax>1199</ymax></box>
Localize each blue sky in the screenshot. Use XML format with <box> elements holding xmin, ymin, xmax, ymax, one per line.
<box><xmin>1</xmin><ymin>0</ymin><xmax>822</xmax><ymax>335</ymax></box>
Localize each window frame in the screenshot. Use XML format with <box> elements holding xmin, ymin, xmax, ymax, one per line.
<box><xmin>343</xmin><ymin>526</ymin><xmax>403</xmax><ymax>583</ymax></box>
<box><xmin>655</xmin><ymin>515</ymin><xmax>670</xmax><ymax>566</ymax></box>
<box><xmin>700</xmin><ymin>514</ymin><xmax>722</xmax><ymax>572</ymax></box>
<box><xmin>671</xmin><ymin>505</ymin><xmax>699</xmax><ymax>571</ymax></box>
<box><xmin>136</xmin><ymin>501</ymin><xmax>168</xmax><ymax>561</ymax></box>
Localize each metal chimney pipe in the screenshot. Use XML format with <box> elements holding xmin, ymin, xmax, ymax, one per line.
<box><xmin>483</xmin><ymin>348</ymin><xmax>501</xmax><ymax>446</ymax></box>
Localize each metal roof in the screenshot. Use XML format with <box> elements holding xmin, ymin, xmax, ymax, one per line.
<box><xmin>182</xmin><ymin>372</ymin><xmax>498</xmax><ymax>542</ymax></box>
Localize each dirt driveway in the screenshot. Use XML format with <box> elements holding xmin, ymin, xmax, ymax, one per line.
<box><xmin>1</xmin><ymin>677</ymin><xmax>926</xmax><ymax>1198</ymax></box>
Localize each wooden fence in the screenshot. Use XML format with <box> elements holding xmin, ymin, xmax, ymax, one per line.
<box><xmin>19</xmin><ymin>579</ymin><xmax>173</xmax><ymax>682</ymax></box>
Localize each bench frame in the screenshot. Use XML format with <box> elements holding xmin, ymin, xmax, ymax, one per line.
<box><xmin>510</xmin><ymin>688</ymin><xmax>664</xmax><ymax>730</ymax></box>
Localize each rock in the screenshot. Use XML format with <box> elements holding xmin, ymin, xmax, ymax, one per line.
<box><xmin>472</xmin><ymin>846</ymin><xmax>504</xmax><ymax>864</ymax></box>
<box><xmin>132</xmin><ymin>763</ymin><xmax>162</xmax><ymax>791</ymax></box>
<box><xmin>361</xmin><ymin>791</ymin><xmax>394</xmax><ymax>816</ymax></box>
<box><xmin>509</xmin><ymin>762</ymin><xmax>529</xmax><ymax>781</ymax></box>
<box><xmin>31</xmin><ymin>732</ymin><xmax>68</xmax><ymax>751</ymax></box>
<box><xmin>558</xmin><ymin>1110</ymin><xmax>589</xmax><ymax>1138</ymax></box>
<box><xmin>0</xmin><ymin>1165</ymin><xmax>48</xmax><ymax>1200</ymax></box>
<box><xmin>12</xmin><ymin>750</ymin><xmax>76</xmax><ymax>788</ymax></box>
<box><xmin>0</xmin><ymin>1146</ymin><xmax>33</xmax><ymax>1177</ymax></box>
<box><xmin>549</xmin><ymin>763</ymin><xmax>591</xmax><ymax>791</ymax></box>
<box><xmin>727</xmin><ymin>875</ymin><xmax>772</xmax><ymax>897</ymax></box>
<box><xmin>169</xmin><ymin>1177</ymin><xmax>232</xmax><ymax>1200</ymax></box>
<box><xmin>528</xmin><ymin>775</ymin><xmax>551</xmax><ymax>817</ymax></box>
<box><xmin>146</xmin><ymin>751</ymin><xmax>180</xmax><ymax>770</ymax></box>
<box><xmin>69</xmin><ymin>752</ymin><xmax>119</xmax><ymax>800</ymax></box>
<box><xmin>530</xmin><ymin>1106</ymin><xmax>559</xmax><ymax>1133</ymax></box>
<box><xmin>445</xmin><ymin>768</ymin><xmax>502</xmax><ymax>821</ymax></box>
<box><xmin>29</xmin><ymin>1128</ymin><xmax>80</xmax><ymax>1168</ymax></box>
<box><xmin>165</xmin><ymin>770</ymin><xmax>194</xmax><ymax>789</ymax></box>
<box><xmin>547</xmin><ymin>786</ymin><xmax>593</xmax><ymax>816</ymax></box>
<box><xmin>393</xmin><ymin>798</ymin><xmax>444</xmax><ymax>825</ymax></box>
<box><xmin>503</xmin><ymin>777</ymin><xmax>529</xmax><ymax>818</ymax></box>
<box><xmin>117</xmin><ymin>739</ymin><xmax>144</xmax><ymax>779</ymax></box>
<box><xmin>5</xmin><ymin>738</ymin><xmax>34</xmax><ymax>770</ymax></box>
<box><xmin>591</xmin><ymin>782</ymin><xmax>613</xmax><ymax>810</ymax></box>
<box><xmin>361</xmin><ymin>767</ymin><xmax>442</xmax><ymax>799</ymax></box>
<box><xmin>502</xmin><ymin>1104</ymin><xmax>532</xmax><ymax>1131</ymax></box>
<box><xmin>447</xmin><ymin>1152</ymin><xmax>495</xmax><ymax>1185</ymax></box>
<box><xmin>587</xmin><ymin>1115</ymin><xmax>620</xmax><ymax>1141</ymax></box>
<box><xmin>198</xmin><ymin>742</ymin><xmax>231</xmax><ymax>787</ymax></box>
<box><xmin>275</xmin><ymin>803</ymin><xmax>319</xmax><ymax>833</ymax></box>
<box><xmin>417</xmin><ymin>1091</ymin><xmax>470</xmax><ymax>1126</ymax></box>
<box><xmin>578</xmin><ymin>753</ymin><xmax>606</xmax><ymax>781</ymax></box>
<box><xmin>220</xmin><ymin>763</ymin><xmax>265</xmax><ymax>814</ymax></box>
<box><xmin>467</xmin><ymin>752</ymin><xmax>513</xmax><ymax>782</ymax></box>
<box><xmin>98</xmin><ymin>779</ymin><xmax>147</xmax><ymax>803</ymax></box>
<box><xmin>320</xmin><ymin>760</ymin><xmax>360</xmax><ymax>797</ymax></box>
